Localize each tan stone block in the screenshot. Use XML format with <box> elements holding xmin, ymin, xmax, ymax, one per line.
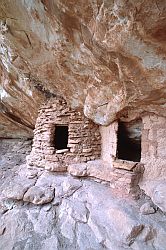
<box><xmin>45</xmin><ymin>155</ymin><xmax>59</xmax><ymax>162</ymax></box>
<box><xmin>70</xmin><ymin>121</ymin><xmax>83</xmax><ymax>124</ymax></box>
<box><xmin>113</xmin><ymin>160</ymin><xmax>136</xmax><ymax>171</ymax></box>
<box><xmin>56</xmin><ymin>149</ymin><xmax>69</xmax><ymax>154</ymax></box>
<box><xmin>68</xmin><ymin>139</ymin><xmax>82</xmax><ymax>144</ymax></box>
<box><xmin>82</xmin><ymin>148</ymin><xmax>92</xmax><ymax>153</ymax></box>
<box><xmin>42</xmin><ymin>149</ymin><xmax>54</xmax><ymax>155</ymax></box>
<box><xmin>70</xmin><ymin>148</ymin><xmax>78</xmax><ymax>153</ymax></box>
<box><xmin>68</xmin><ymin>163</ymin><xmax>88</xmax><ymax>176</ymax></box>
<box><xmin>45</xmin><ymin>162</ymin><xmax>67</xmax><ymax>172</ymax></box>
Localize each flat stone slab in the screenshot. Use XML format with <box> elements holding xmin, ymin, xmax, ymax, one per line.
<box><xmin>113</xmin><ymin>159</ymin><xmax>137</xmax><ymax>171</ymax></box>
<box><xmin>56</xmin><ymin>149</ymin><xmax>69</xmax><ymax>154</ymax></box>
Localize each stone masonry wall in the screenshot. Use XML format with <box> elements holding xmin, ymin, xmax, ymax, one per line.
<box><xmin>27</xmin><ymin>98</ymin><xmax>101</xmax><ymax>171</ymax></box>
<box><xmin>141</xmin><ymin>115</ymin><xmax>166</xmax><ymax>181</ymax></box>
<box><xmin>99</xmin><ymin>120</ymin><xmax>144</xmax><ymax>199</ymax></box>
<box><xmin>99</xmin><ymin>115</ymin><xmax>166</xmax><ymax>202</ymax></box>
<box><xmin>140</xmin><ymin>115</ymin><xmax>166</xmax><ymax>211</ymax></box>
<box><xmin>69</xmin><ymin>121</ymin><xmax>144</xmax><ymax>199</ymax></box>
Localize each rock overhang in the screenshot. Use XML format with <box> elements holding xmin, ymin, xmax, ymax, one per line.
<box><xmin>0</xmin><ymin>0</ymin><xmax>166</xmax><ymax>137</ymax></box>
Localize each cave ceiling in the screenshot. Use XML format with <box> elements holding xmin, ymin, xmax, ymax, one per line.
<box><xmin>0</xmin><ymin>0</ymin><xmax>166</xmax><ymax>137</ymax></box>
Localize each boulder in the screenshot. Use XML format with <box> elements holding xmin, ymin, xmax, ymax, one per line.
<box><xmin>23</xmin><ymin>186</ymin><xmax>54</xmax><ymax>205</ymax></box>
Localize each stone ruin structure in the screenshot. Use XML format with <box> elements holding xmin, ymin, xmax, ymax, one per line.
<box><xmin>27</xmin><ymin>97</ymin><xmax>166</xmax><ymax>203</ymax></box>
<box><xmin>99</xmin><ymin>115</ymin><xmax>166</xmax><ymax>205</ymax></box>
<box><xmin>27</xmin><ymin>98</ymin><xmax>101</xmax><ymax>172</ymax></box>
<box><xmin>27</xmin><ymin>98</ymin><xmax>141</xmax><ymax>199</ymax></box>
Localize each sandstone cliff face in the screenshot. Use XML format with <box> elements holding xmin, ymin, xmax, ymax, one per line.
<box><xmin>0</xmin><ymin>0</ymin><xmax>166</xmax><ymax>137</ymax></box>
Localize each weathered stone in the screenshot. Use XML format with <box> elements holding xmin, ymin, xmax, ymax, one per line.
<box><xmin>26</xmin><ymin>169</ymin><xmax>38</xmax><ymax>179</ymax></box>
<box><xmin>56</xmin><ymin>149</ymin><xmax>69</xmax><ymax>154</ymax></box>
<box><xmin>27</xmin><ymin>98</ymin><xmax>101</xmax><ymax>170</ymax></box>
<box><xmin>68</xmin><ymin>163</ymin><xmax>88</xmax><ymax>177</ymax></box>
<box><xmin>0</xmin><ymin>1</ymin><xmax>166</xmax><ymax>138</ymax></box>
<box><xmin>113</xmin><ymin>160</ymin><xmax>137</xmax><ymax>171</ymax></box>
<box><xmin>140</xmin><ymin>115</ymin><xmax>166</xmax><ymax>211</ymax></box>
<box><xmin>0</xmin><ymin>223</ymin><xmax>5</xmax><ymax>236</ymax></box>
<box><xmin>0</xmin><ymin>1</ymin><xmax>166</xmax><ymax>248</ymax></box>
<box><xmin>45</xmin><ymin>162</ymin><xmax>67</xmax><ymax>172</ymax></box>
<box><xmin>23</xmin><ymin>186</ymin><xmax>54</xmax><ymax>205</ymax></box>
<box><xmin>0</xmin><ymin>139</ymin><xmax>32</xmax><ymax>168</ymax></box>
<box><xmin>1</xmin><ymin>158</ymin><xmax>166</xmax><ymax>250</ymax></box>
<box><xmin>82</xmin><ymin>148</ymin><xmax>92</xmax><ymax>153</ymax></box>
<box><xmin>151</xmin><ymin>182</ymin><xmax>166</xmax><ymax>213</ymax></box>
<box><xmin>62</xmin><ymin>177</ymin><xmax>82</xmax><ymax>198</ymax></box>
<box><xmin>45</xmin><ymin>154</ymin><xmax>59</xmax><ymax>162</ymax></box>
<box><xmin>2</xmin><ymin>182</ymin><xmax>31</xmax><ymax>201</ymax></box>
<box><xmin>140</xmin><ymin>202</ymin><xmax>156</xmax><ymax>215</ymax></box>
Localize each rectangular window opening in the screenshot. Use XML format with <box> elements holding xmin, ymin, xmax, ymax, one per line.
<box><xmin>54</xmin><ymin>125</ymin><xmax>68</xmax><ymax>150</ymax></box>
<box><xmin>116</xmin><ymin>119</ymin><xmax>142</xmax><ymax>162</ymax></box>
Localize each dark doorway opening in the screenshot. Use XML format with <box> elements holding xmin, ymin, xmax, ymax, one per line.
<box><xmin>116</xmin><ymin>119</ymin><xmax>142</xmax><ymax>162</ymax></box>
<box><xmin>54</xmin><ymin>125</ymin><xmax>68</xmax><ymax>150</ymax></box>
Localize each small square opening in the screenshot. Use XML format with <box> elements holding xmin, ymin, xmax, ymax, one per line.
<box><xmin>54</xmin><ymin>125</ymin><xmax>68</xmax><ymax>150</ymax></box>
<box><xmin>116</xmin><ymin>119</ymin><xmax>142</xmax><ymax>162</ymax></box>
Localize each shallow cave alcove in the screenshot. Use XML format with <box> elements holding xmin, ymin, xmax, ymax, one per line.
<box><xmin>116</xmin><ymin>119</ymin><xmax>142</xmax><ymax>162</ymax></box>
<box><xmin>54</xmin><ymin>125</ymin><xmax>69</xmax><ymax>150</ymax></box>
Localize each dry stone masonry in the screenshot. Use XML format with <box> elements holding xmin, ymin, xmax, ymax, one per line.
<box><xmin>140</xmin><ymin>115</ymin><xmax>166</xmax><ymax>212</ymax></box>
<box><xmin>27</xmin><ymin>97</ymin><xmax>145</xmax><ymax>199</ymax></box>
<box><xmin>27</xmin><ymin>98</ymin><xmax>166</xmax><ymax>203</ymax></box>
<box><xmin>141</xmin><ymin>115</ymin><xmax>166</xmax><ymax>180</ymax></box>
<box><xmin>27</xmin><ymin>98</ymin><xmax>101</xmax><ymax>172</ymax></box>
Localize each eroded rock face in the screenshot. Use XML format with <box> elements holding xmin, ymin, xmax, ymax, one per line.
<box><xmin>0</xmin><ymin>138</ymin><xmax>32</xmax><ymax>168</ymax></box>
<box><xmin>0</xmin><ymin>163</ymin><xmax>166</xmax><ymax>250</ymax></box>
<box><xmin>0</xmin><ymin>0</ymin><xmax>166</xmax><ymax>137</ymax></box>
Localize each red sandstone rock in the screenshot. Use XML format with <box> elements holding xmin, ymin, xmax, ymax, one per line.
<box><xmin>0</xmin><ymin>0</ymin><xmax>166</xmax><ymax>137</ymax></box>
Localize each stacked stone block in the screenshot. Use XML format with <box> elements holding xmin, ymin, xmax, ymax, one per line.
<box><xmin>111</xmin><ymin>160</ymin><xmax>144</xmax><ymax>199</ymax></box>
<box><xmin>27</xmin><ymin>98</ymin><xmax>101</xmax><ymax>171</ymax></box>
<box><xmin>142</xmin><ymin>115</ymin><xmax>166</xmax><ymax>160</ymax></box>
<box><xmin>69</xmin><ymin>159</ymin><xmax>144</xmax><ymax>199</ymax></box>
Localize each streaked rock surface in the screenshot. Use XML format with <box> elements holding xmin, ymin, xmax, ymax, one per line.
<box><xmin>0</xmin><ymin>0</ymin><xmax>166</xmax><ymax>137</ymax></box>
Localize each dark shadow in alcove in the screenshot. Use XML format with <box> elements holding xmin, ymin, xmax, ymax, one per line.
<box><xmin>54</xmin><ymin>125</ymin><xmax>68</xmax><ymax>150</ymax></box>
<box><xmin>116</xmin><ymin>119</ymin><xmax>142</xmax><ymax>162</ymax></box>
